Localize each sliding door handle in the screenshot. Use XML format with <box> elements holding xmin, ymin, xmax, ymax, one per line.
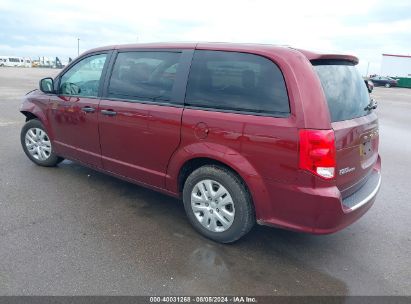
<box><xmin>101</xmin><ymin>109</ymin><xmax>117</xmax><ymax>116</ymax></box>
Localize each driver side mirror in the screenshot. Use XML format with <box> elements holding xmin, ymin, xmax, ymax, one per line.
<box><xmin>39</xmin><ymin>77</ymin><xmax>55</xmax><ymax>94</ymax></box>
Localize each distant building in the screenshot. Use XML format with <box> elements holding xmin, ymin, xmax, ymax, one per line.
<box><xmin>381</xmin><ymin>54</ymin><xmax>411</xmax><ymax>77</ymax></box>
<box><xmin>381</xmin><ymin>54</ymin><xmax>411</xmax><ymax>88</ymax></box>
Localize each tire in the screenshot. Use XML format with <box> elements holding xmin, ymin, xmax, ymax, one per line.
<box><xmin>20</xmin><ymin>119</ymin><xmax>64</xmax><ymax>167</ymax></box>
<box><xmin>385</xmin><ymin>83</ymin><xmax>391</xmax><ymax>88</ymax></box>
<box><xmin>183</xmin><ymin>165</ymin><xmax>255</xmax><ymax>243</ymax></box>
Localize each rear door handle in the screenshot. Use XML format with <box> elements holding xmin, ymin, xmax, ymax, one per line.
<box><xmin>81</xmin><ymin>106</ymin><xmax>95</xmax><ymax>113</ymax></box>
<box><xmin>101</xmin><ymin>109</ymin><xmax>117</xmax><ymax>116</ymax></box>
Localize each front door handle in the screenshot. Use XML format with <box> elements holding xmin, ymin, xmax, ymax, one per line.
<box><xmin>81</xmin><ymin>106</ymin><xmax>96</xmax><ymax>113</ymax></box>
<box><xmin>101</xmin><ymin>109</ymin><xmax>117</xmax><ymax>116</ymax></box>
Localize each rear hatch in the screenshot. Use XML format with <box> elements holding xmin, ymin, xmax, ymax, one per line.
<box><xmin>313</xmin><ymin>60</ymin><xmax>379</xmax><ymax>197</ymax></box>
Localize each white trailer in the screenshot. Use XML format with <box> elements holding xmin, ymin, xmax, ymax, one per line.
<box><xmin>381</xmin><ymin>54</ymin><xmax>411</xmax><ymax>77</ymax></box>
<box><xmin>0</xmin><ymin>56</ymin><xmax>24</xmax><ymax>67</ymax></box>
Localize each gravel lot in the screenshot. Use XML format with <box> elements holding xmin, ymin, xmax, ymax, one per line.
<box><xmin>0</xmin><ymin>67</ymin><xmax>410</xmax><ymax>296</ymax></box>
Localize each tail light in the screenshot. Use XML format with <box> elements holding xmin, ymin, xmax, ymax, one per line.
<box><xmin>299</xmin><ymin>129</ymin><xmax>336</xmax><ymax>179</ymax></box>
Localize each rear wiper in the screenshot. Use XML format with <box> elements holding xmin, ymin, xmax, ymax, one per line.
<box><xmin>364</xmin><ymin>98</ymin><xmax>378</xmax><ymax>111</ymax></box>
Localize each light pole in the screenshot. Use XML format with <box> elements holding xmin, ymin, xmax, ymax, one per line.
<box><xmin>366</xmin><ymin>62</ymin><xmax>370</xmax><ymax>78</ymax></box>
<box><xmin>77</xmin><ymin>38</ymin><xmax>80</xmax><ymax>56</ymax></box>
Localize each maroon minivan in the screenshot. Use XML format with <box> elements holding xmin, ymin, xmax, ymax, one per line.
<box><xmin>20</xmin><ymin>43</ymin><xmax>381</xmax><ymax>243</ymax></box>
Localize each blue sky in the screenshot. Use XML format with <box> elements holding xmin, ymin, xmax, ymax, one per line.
<box><xmin>0</xmin><ymin>0</ymin><xmax>410</xmax><ymax>75</ymax></box>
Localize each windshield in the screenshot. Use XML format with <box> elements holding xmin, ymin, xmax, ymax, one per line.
<box><xmin>313</xmin><ymin>61</ymin><xmax>370</xmax><ymax>122</ymax></box>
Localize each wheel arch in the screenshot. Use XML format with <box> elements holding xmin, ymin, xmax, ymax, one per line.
<box><xmin>177</xmin><ymin>157</ymin><xmax>250</xmax><ymax>194</ymax></box>
<box><xmin>20</xmin><ymin>101</ymin><xmax>54</xmax><ymax>140</ymax></box>
<box><xmin>166</xmin><ymin>143</ymin><xmax>272</xmax><ymax>220</ymax></box>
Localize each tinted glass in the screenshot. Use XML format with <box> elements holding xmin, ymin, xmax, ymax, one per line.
<box><xmin>59</xmin><ymin>54</ymin><xmax>107</xmax><ymax>97</ymax></box>
<box><xmin>313</xmin><ymin>62</ymin><xmax>370</xmax><ymax>122</ymax></box>
<box><xmin>108</xmin><ymin>51</ymin><xmax>181</xmax><ymax>102</ymax></box>
<box><xmin>185</xmin><ymin>51</ymin><xmax>290</xmax><ymax>116</ymax></box>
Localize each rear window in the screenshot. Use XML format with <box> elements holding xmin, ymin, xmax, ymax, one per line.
<box><xmin>313</xmin><ymin>61</ymin><xmax>370</xmax><ymax>122</ymax></box>
<box><xmin>185</xmin><ymin>50</ymin><xmax>290</xmax><ymax>116</ymax></box>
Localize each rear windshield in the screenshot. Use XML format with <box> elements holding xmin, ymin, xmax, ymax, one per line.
<box><xmin>313</xmin><ymin>61</ymin><xmax>370</xmax><ymax>122</ymax></box>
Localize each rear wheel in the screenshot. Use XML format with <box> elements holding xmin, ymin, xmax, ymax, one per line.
<box><xmin>183</xmin><ymin>165</ymin><xmax>255</xmax><ymax>243</ymax></box>
<box><xmin>21</xmin><ymin>119</ymin><xmax>64</xmax><ymax>167</ymax></box>
<box><xmin>385</xmin><ymin>83</ymin><xmax>391</xmax><ymax>88</ymax></box>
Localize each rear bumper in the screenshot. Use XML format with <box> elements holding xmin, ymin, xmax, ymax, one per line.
<box><xmin>341</xmin><ymin>169</ymin><xmax>381</xmax><ymax>212</ymax></box>
<box><xmin>257</xmin><ymin>155</ymin><xmax>381</xmax><ymax>234</ymax></box>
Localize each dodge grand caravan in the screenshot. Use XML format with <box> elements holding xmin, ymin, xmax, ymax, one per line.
<box><xmin>20</xmin><ymin>43</ymin><xmax>381</xmax><ymax>243</ymax></box>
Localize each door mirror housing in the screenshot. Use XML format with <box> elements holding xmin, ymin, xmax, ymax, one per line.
<box><xmin>39</xmin><ymin>77</ymin><xmax>55</xmax><ymax>94</ymax></box>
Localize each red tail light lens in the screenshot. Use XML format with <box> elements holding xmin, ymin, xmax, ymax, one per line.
<box><xmin>299</xmin><ymin>129</ymin><xmax>336</xmax><ymax>179</ymax></box>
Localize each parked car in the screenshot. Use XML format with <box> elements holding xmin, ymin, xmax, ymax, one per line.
<box><xmin>364</xmin><ymin>79</ymin><xmax>374</xmax><ymax>93</ymax></box>
<box><xmin>370</xmin><ymin>76</ymin><xmax>398</xmax><ymax>88</ymax></box>
<box><xmin>19</xmin><ymin>43</ymin><xmax>381</xmax><ymax>243</ymax></box>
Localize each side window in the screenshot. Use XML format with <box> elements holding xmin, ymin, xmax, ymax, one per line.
<box><xmin>59</xmin><ymin>53</ymin><xmax>107</xmax><ymax>97</ymax></box>
<box><xmin>185</xmin><ymin>51</ymin><xmax>290</xmax><ymax>116</ymax></box>
<box><xmin>108</xmin><ymin>51</ymin><xmax>181</xmax><ymax>102</ymax></box>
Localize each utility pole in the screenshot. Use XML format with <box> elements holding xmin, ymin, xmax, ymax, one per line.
<box><xmin>366</xmin><ymin>62</ymin><xmax>370</xmax><ymax>78</ymax></box>
<box><xmin>77</xmin><ymin>38</ymin><xmax>80</xmax><ymax>56</ymax></box>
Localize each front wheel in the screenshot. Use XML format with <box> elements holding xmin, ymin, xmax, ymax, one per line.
<box><xmin>183</xmin><ymin>165</ymin><xmax>255</xmax><ymax>243</ymax></box>
<box><xmin>20</xmin><ymin>119</ymin><xmax>64</xmax><ymax>167</ymax></box>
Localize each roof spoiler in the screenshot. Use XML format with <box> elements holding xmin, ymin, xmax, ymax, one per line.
<box><xmin>312</xmin><ymin>54</ymin><xmax>359</xmax><ymax>65</ymax></box>
<box><xmin>295</xmin><ymin>48</ymin><xmax>359</xmax><ymax>65</ymax></box>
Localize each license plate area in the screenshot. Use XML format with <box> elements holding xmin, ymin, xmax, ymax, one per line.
<box><xmin>360</xmin><ymin>139</ymin><xmax>373</xmax><ymax>157</ymax></box>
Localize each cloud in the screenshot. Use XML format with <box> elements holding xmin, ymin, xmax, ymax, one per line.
<box><xmin>0</xmin><ymin>0</ymin><xmax>410</xmax><ymax>75</ymax></box>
